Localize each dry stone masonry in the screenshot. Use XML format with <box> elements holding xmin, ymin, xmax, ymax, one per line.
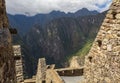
<box><xmin>0</xmin><ymin>0</ymin><xmax>16</xmax><ymax>83</ymax></box>
<box><xmin>84</xmin><ymin>0</ymin><xmax>120</xmax><ymax>83</ymax></box>
<box><xmin>36</xmin><ymin>58</ymin><xmax>47</xmax><ymax>83</ymax></box>
<box><xmin>13</xmin><ymin>45</ymin><xmax>24</xmax><ymax>83</ymax></box>
<box><xmin>70</xmin><ymin>56</ymin><xmax>81</xmax><ymax>68</ymax></box>
<box><xmin>26</xmin><ymin>58</ymin><xmax>64</xmax><ymax>83</ymax></box>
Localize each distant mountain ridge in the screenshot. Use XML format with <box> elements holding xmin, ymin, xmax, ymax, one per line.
<box><xmin>24</xmin><ymin>11</ymin><xmax>106</xmax><ymax>73</ymax></box>
<box><xmin>7</xmin><ymin>8</ymin><xmax>99</xmax><ymax>35</ymax></box>
<box><xmin>8</xmin><ymin>8</ymin><xmax>107</xmax><ymax>77</ymax></box>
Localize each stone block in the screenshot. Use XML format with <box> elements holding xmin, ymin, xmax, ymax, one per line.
<box><xmin>116</xmin><ymin>14</ymin><xmax>120</xmax><ymax>19</ymax></box>
<box><xmin>106</xmin><ymin>14</ymin><xmax>113</xmax><ymax>19</ymax></box>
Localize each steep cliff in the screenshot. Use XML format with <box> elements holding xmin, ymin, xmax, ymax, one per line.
<box><xmin>0</xmin><ymin>0</ymin><xmax>16</xmax><ymax>82</ymax></box>
<box><xmin>24</xmin><ymin>12</ymin><xmax>106</xmax><ymax>68</ymax></box>
<box><xmin>10</xmin><ymin>9</ymin><xmax>106</xmax><ymax>76</ymax></box>
<box><xmin>8</xmin><ymin>8</ymin><xmax>98</xmax><ymax>35</ymax></box>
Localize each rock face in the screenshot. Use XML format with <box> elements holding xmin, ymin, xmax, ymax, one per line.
<box><xmin>8</xmin><ymin>8</ymin><xmax>98</xmax><ymax>35</ymax></box>
<box><xmin>84</xmin><ymin>0</ymin><xmax>120</xmax><ymax>83</ymax></box>
<box><xmin>0</xmin><ymin>0</ymin><xmax>8</xmax><ymax>28</ymax></box>
<box><xmin>25</xmin><ymin>12</ymin><xmax>106</xmax><ymax>68</ymax></box>
<box><xmin>0</xmin><ymin>0</ymin><xmax>16</xmax><ymax>83</ymax></box>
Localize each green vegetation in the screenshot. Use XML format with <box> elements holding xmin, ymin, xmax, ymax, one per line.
<box><xmin>67</xmin><ymin>39</ymin><xmax>93</xmax><ymax>61</ymax></box>
<box><xmin>77</xmin><ymin>40</ymin><xmax>93</xmax><ymax>57</ymax></box>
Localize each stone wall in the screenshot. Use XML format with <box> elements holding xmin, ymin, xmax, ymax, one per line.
<box><xmin>70</xmin><ymin>56</ymin><xmax>82</xmax><ymax>68</ymax></box>
<box><xmin>36</xmin><ymin>58</ymin><xmax>47</xmax><ymax>83</ymax></box>
<box><xmin>0</xmin><ymin>0</ymin><xmax>8</xmax><ymax>28</ymax></box>
<box><xmin>0</xmin><ymin>0</ymin><xmax>16</xmax><ymax>83</ymax></box>
<box><xmin>46</xmin><ymin>69</ymin><xmax>64</xmax><ymax>83</ymax></box>
<box><xmin>84</xmin><ymin>0</ymin><xmax>120</xmax><ymax>83</ymax></box>
<box><xmin>35</xmin><ymin>58</ymin><xmax>65</xmax><ymax>83</ymax></box>
<box><xmin>13</xmin><ymin>45</ymin><xmax>24</xmax><ymax>83</ymax></box>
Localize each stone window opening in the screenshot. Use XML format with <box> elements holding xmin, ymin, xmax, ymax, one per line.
<box><xmin>42</xmin><ymin>80</ymin><xmax>46</xmax><ymax>83</ymax></box>
<box><xmin>14</xmin><ymin>56</ymin><xmax>21</xmax><ymax>60</ymax></box>
<box><xmin>97</xmin><ymin>40</ymin><xmax>102</xmax><ymax>47</ymax></box>
<box><xmin>112</xmin><ymin>12</ymin><xmax>117</xmax><ymax>19</ymax></box>
<box><xmin>51</xmin><ymin>80</ymin><xmax>53</xmax><ymax>83</ymax></box>
<box><xmin>47</xmin><ymin>65</ymin><xmax>51</xmax><ymax>69</ymax></box>
<box><xmin>9</xmin><ymin>28</ymin><xmax>17</xmax><ymax>34</ymax></box>
<box><xmin>88</xmin><ymin>56</ymin><xmax>92</xmax><ymax>63</ymax></box>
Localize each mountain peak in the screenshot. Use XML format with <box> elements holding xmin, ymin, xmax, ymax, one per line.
<box><xmin>8</xmin><ymin>8</ymin><xmax>100</xmax><ymax>35</ymax></box>
<box><xmin>80</xmin><ymin>8</ymin><xmax>89</xmax><ymax>11</ymax></box>
<box><xmin>49</xmin><ymin>10</ymin><xmax>65</xmax><ymax>15</ymax></box>
<box><xmin>75</xmin><ymin>8</ymin><xmax>99</xmax><ymax>16</ymax></box>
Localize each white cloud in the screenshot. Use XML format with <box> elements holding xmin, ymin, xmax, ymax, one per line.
<box><xmin>6</xmin><ymin>0</ymin><xmax>112</xmax><ymax>16</ymax></box>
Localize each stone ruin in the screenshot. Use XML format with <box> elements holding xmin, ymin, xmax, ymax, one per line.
<box><xmin>0</xmin><ymin>0</ymin><xmax>16</xmax><ymax>83</ymax></box>
<box><xmin>0</xmin><ymin>0</ymin><xmax>120</xmax><ymax>83</ymax></box>
<box><xmin>70</xmin><ymin>56</ymin><xmax>81</xmax><ymax>68</ymax></box>
<box><xmin>36</xmin><ymin>58</ymin><xmax>64</xmax><ymax>83</ymax></box>
<box><xmin>84</xmin><ymin>0</ymin><xmax>120</xmax><ymax>83</ymax></box>
<box><xmin>36</xmin><ymin>58</ymin><xmax>47</xmax><ymax>83</ymax></box>
<box><xmin>13</xmin><ymin>45</ymin><xmax>24</xmax><ymax>83</ymax></box>
<box><xmin>23</xmin><ymin>58</ymin><xmax>64</xmax><ymax>83</ymax></box>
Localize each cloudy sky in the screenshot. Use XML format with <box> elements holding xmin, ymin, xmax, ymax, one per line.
<box><xmin>6</xmin><ymin>0</ymin><xmax>112</xmax><ymax>16</ymax></box>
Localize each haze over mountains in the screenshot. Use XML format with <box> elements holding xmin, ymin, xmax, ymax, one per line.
<box><xmin>8</xmin><ymin>8</ymin><xmax>98</xmax><ymax>35</ymax></box>
<box><xmin>7</xmin><ymin>8</ymin><xmax>106</xmax><ymax>77</ymax></box>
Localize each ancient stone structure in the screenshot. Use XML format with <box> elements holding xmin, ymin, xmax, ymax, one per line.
<box><xmin>0</xmin><ymin>0</ymin><xmax>16</xmax><ymax>83</ymax></box>
<box><xmin>36</xmin><ymin>58</ymin><xmax>47</xmax><ymax>83</ymax></box>
<box><xmin>70</xmin><ymin>56</ymin><xmax>81</xmax><ymax>68</ymax></box>
<box><xmin>46</xmin><ymin>69</ymin><xmax>64</xmax><ymax>83</ymax></box>
<box><xmin>25</xmin><ymin>58</ymin><xmax>64</xmax><ymax>83</ymax></box>
<box><xmin>84</xmin><ymin>0</ymin><xmax>120</xmax><ymax>83</ymax></box>
<box><xmin>25</xmin><ymin>57</ymin><xmax>85</xmax><ymax>83</ymax></box>
<box><xmin>56</xmin><ymin>67</ymin><xmax>83</xmax><ymax>76</ymax></box>
<box><xmin>13</xmin><ymin>45</ymin><xmax>24</xmax><ymax>83</ymax></box>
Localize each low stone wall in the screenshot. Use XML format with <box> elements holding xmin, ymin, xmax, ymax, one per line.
<box><xmin>24</xmin><ymin>79</ymin><xmax>36</xmax><ymax>83</ymax></box>
<box><xmin>56</xmin><ymin>68</ymin><xmax>83</xmax><ymax>76</ymax></box>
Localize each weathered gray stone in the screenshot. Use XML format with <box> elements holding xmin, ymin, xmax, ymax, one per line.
<box><xmin>106</xmin><ymin>14</ymin><xmax>113</xmax><ymax>19</ymax></box>
<box><xmin>107</xmin><ymin>44</ymin><xmax>112</xmax><ymax>51</ymax></box>
<box><xmin>116</xmin><ymin>14</ymin><xmax>120</xmax><ymax>19</ymax></box>
<box><xmin>0</xmin><ymin>0</ymin><xmax>16</xmax><ymax>83</ymax></box>
<box><xmin>84</xmin><ymin>0</ymin><xmax>120</xmax><ymax>83</ymax></box>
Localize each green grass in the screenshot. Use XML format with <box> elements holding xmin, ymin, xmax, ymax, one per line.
<box><xmin>67</xmin><ymin>39</ymin><xmax>93</xmax><ymax>61</ymax></box>
<box><xmin>77</xmin><ymin>40</ymin><xmax>93</xmax><ymax>57</ymax></box>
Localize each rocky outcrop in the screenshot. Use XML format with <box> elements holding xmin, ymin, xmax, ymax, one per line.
<box><xmin>0</xmin><ymin>0</ymin><xmax>16</xmax><ymax>83</ymax></box>
<box><xmin>0</xmin><ymin>0</ymin><xmax>8</xmax><ymax>28</ymax></box>
<box><xmin>84</xmin><ymin>0</ymin><xmax>120</xmax><ymax>83</ymax></box>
